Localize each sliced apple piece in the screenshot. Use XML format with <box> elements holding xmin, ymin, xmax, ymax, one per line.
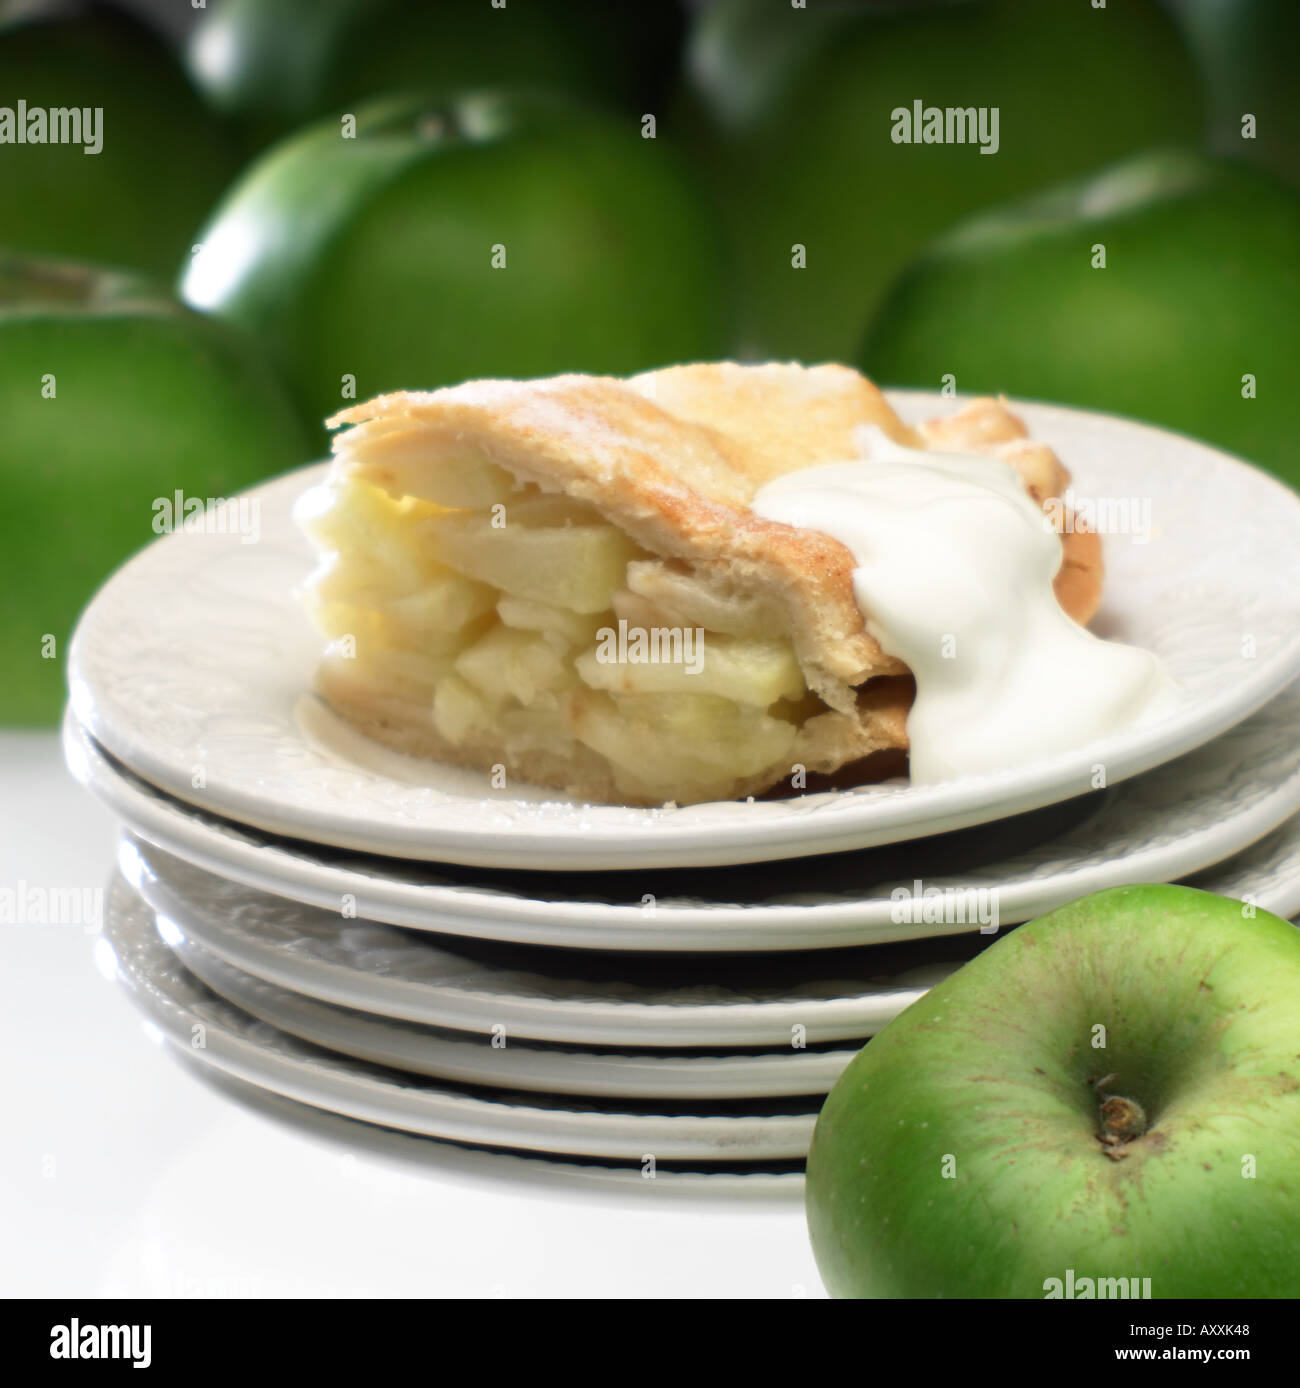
<box><xmin>567</xmin><ymin>690</ymin><xmax>798</xmax><ymax>800</ymax></box>
<box><xmin>433</xmin><ymin>672</ymin><xmax>493</xmax><ymax>745</ymax></box>
<box><xmin>497</xmin><ymin>595</ymin><xmax>609</xmax><ymax>648</ymax></box>
<box><xmin>626</xmin><ymin>558</ymin><xmax>780</xmax><ymax>637</ymax></box>
<box><xmin>296</xmin><ymin>478</ymin><xmax>457</xmax><ymax>599</ymax></box>
<box><xmin>454</xmin><ymin>624</ymin><xmax>578</xmax><ymax>709</ymax></box>
<box><xmin>342</xmin><ymin>435</ymin><xmax>519</xmax><ymax>509</ymax></box>
<box><xmin>307</xmin><ymin>551</ymin><xmax>415</xmax><ymax>604</ymax></box>
<box><xmin>419</xmin><ymin>510</ymin><xmax>642</xmax><ymax>612</ymax></box>
<box><xmin>501</xmin><ymin>492</ymin><xmax>606</xmax><ymax>527</ymax></box>
<box><xmin>300</xmin><ymin>591</ymin><xmax>494</xmax><ymax>660</ymax></box>
<box><xmin>500</xmin><ymin>706</ymin><xmax>577</xmax><ymax>756</ymax></box>
<box><xmin>574</xmin><ymin>633</ymin><xmax>803</xmax><ymax>706</ymax></box>
<box><xmin>384</xmin><ymin>577</ymin><xmax>498</xmax><ymax>633</ymax></box>
<box><xmin>610</xmin><ymin>588</ymin><xmax>676</xmax><ymax>631</ymax></box>
<box><xmin>295</xmin><ymin>477</ymin><xmax>408</xmax><ymax>551</ymax></box>
<box><xmin>308</xmin><ymin>555</ymin><xmax>497</xmax><ymax>632</ymax></box>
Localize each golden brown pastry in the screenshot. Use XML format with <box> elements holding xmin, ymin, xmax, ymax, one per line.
<box><xmin>295</xmin><ymin>363</ymin><xmax>1101</xmax><ymax>805</ymax></box>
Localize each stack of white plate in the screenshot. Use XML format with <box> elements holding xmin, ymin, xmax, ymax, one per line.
<box><xmin>65</xmin><ymin>395</ymin><xmax>1300</xmax><ymax>1172</ymax></box>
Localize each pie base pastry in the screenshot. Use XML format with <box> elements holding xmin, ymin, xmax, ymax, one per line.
<box><xmin>296</xmin><ymin>363</ymin><xmax>1102</xmax><ymax>806</ymax></box>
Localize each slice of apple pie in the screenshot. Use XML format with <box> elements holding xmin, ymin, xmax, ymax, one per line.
<box><xmin>295</xmin><ymin>363</ymin><xmax>1101</xmax><ymax>805</ymax></box>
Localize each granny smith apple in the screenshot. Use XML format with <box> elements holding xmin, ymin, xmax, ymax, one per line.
<box><xmin>807</xmin><ymin>884</ymin><xmax>1300</xmax><ymax>1298</ymax></box>
<box><xmin>187</xmin><ymin>0</ymin><xmax>685</xmax><ymax>151</ymax></box>
<box><xmin>0</xmin><ymin>253</ymin><xmax>310</xmax><ymax>725</ymax></box>
<box><xmin>1168</xmin><ymin>0</ymin><xmax>1300</xmax><ymax>188</ymax></box>
<box><xmin>859</xmin><ymin>148</ymin><xmax>1300</xmax><ymax>487</ymax></box>
<box><xmin>679</xmin><ymin>0</ymin><xmax>1202</xmax><ymax>359</ymax></box>
<box><xmin>0</xmin><ymin>0</ymin><xmax>241</xmax><ymax>280</ymax></box>
<box><xmin>180</xmin><ymin>90</ymin><xmax>727</xmax><ymax>437</ymax></box>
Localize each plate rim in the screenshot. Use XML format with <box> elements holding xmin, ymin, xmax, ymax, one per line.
<box><xmin>67</xmin><ymin>393</ymin><xmax>1300</xmax><ymax>869</ymax></box>
<box><xmin>105</xmin><ymin>876</ymin><xmax>819</xmax><ymax>1161</ymax></box>
<box><xmin>161</xmin><ymin>916</ymin><xmax>862</xmax><ymax>1100</ymax></box>
<box><xmin>67</xmin><ymin>702</ymin><xmax>1300</xmax><ymax>951</ymax></box>
<box><xmin>119</xmin><ymin>823</ymin><xmax>1300</xmax><ymax>1046</ymax></box>
<box><xmin>122</xmin><ymin>836</ymin><xmax>944</xmax><ymax>1046</ymax></box>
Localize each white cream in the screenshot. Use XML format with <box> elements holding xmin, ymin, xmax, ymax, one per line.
<box><xmin>752</xmin><ymin>427</ymin><xmax>1179</xmax><ymax>783</ymax></box>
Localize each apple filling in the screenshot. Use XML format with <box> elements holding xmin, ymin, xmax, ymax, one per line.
<box><xmin>294</xmin><ymin>364</ymin><xmax>1108</xmax><ymax>805</ymax></box>
<box><xmin>295</xmin><ymin>464</ymin><xmax>862</xmax><ymax>804</ymax></box>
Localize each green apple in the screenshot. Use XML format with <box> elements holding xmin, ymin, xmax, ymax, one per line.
<box><xmin>678</xmin><ymin>0</ymin><xmax>1202</xmax><ymax>359</ymax></box>
<box><xmin>187</xmin><ymin>0</ymin><xmax>685</xmax><ymax>151</ymax></box>
<box><xmin>0</xmin><ymin>0</ymin><xmax>241</xmax><ymax>280</ymax></box>
<box><xmin>859</xmin><ymin>148</ymin><xmax>1300</xmax><ymax>487</ymax></box>
<box><xmin>0</xmin><ymin>253</ymin><xmax>310</xmax><ymax>725</ymax></box>
<box><xmin>180</xmin><ymin>90</ymin><xmax>727</xmax><ymax>436</ymax></box>
<box><xmin>806</xmin><ymin>884</ymin><xmax>1300</xmax><ymax>1298</ymax></box>
<box><xmin>1168</xmin><ymin>0</ymin><xmax>1300</xmax><ymax>188</ymax></box>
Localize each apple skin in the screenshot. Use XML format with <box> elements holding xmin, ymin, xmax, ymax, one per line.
<box><xmin>0</xmin><ymin>256</ymin><xmax>310</xmax><ymax>725</ymax></box>
<box><xmin>678</xmin><ymin>0</ymin><xmax>1202</xmax><ymax>360</ymax></box>
<box><xmin>180</xmin><ymin>91</ymin><xmax>728</xmax><ymax>437</ymax></box>
<box><xmin>0</xmin><ymin>1</ymin><xmax>241</xmax><ymax>280</ymax></box>
<box><xmin>187</xmin><ymin>0</ymin><xmax>686</xmax><ymax>151</ymax></box>
<box><xmin>859</xmin><ymin>148</ymin><xmax>1300</xmax><ymax>489</ymax></box>
<box><xmin>806</xmin><ymin>884</ymin><xmax>1300</xmax><ymax>1298</ymax></box>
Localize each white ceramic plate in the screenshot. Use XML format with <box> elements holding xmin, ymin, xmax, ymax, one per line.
<box><xmin>67</xmin><ymin>396</ymin><xmax>1300</xmax><ymax>869</ymax></box>
<box><xmin>67</xmin><ymin>678</ymin><xmax>1300</xmax><ymax>950</ymax></box>
<box><xmin>157</xmin><ymin>914</ymin><xmax>863</xmax><ymax>1100</ymax></box>
<box><xmin>103</xmin><ymin>875</ymin><xmax>818</xmax><ymax>1163</ymax></box>
<box><xmin>120</xmin><ymin>821</ymin><xmax>1300</xmax><ymax>1049</ymax></box>
<box><xmin>120</xmin><ymin>836</ymin><xmax>973</xmax><ymax>1047</ymax></box>
<box><xmin>181</xmin><ymin>1068</ymin><xmax>806</xmax><ymax>1192</ymax></box>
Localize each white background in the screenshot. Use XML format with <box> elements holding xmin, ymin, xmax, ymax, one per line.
<box><xmin>0</xmin><ymin>731</ymin><xmax>824</xmax><ymax>1298</ymax></box>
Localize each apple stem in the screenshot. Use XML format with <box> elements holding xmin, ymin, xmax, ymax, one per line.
<box><xmin>1097</xmin><ymin>1093</ymin><xmax>1148</xmax><ymax>1160</ymax></box>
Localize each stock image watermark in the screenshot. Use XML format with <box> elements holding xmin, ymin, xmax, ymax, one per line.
<box><xmin>49</xmin><ymin>1320</ymin><xmax>150</xmax><ymax>1367</ymax></box>
<box><xmin>0</xmin><ymin>880</ymin><xmax>103</xmax><ymax>930</ymax></box>
<box><xmin>0</xmin><ymin>101</ymin><xmax>103</xmax><ymax>155</ymax></box>
<box><xmin>890</xmin><ymin>101</ymin><xmax>1000</xmax><ymax>155</ymax></box>
<box><xmin>889</xmin><ymin>880</ymin><xmax>1000</xmax><ymax>932</ymax></box>
<box><xmin>594</xmin><ymin>619</ymin><xmax>706</xmax><ymax>675</ymax></box>
<box><xmin>1043</xmin><ymin>488</ymin><xmax>1154</xmax><ymax>544</ymax></box>
<box><xmin>152</xmin><ymin>490</ymin><xmax>261</xmax><ymax>545</ymax></box>
<box><xmin>1043</xmin><ymin>1269</ymin><xmax>1152</xmax><ymax>1299</ymax></box>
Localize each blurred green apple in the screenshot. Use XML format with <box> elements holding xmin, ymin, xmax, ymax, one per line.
<box><xmin>807</xmin><ymin>884</ymin><xmax>1300</xmax><ymax>1298</ymax></box>
<box><xmin>187</xmin><ymin>0</ymin><xmax>686</xmax><ymax>151</ymax></box>
<box><xmin>1168</xmin><ymin>0</ymin><xmax>1300</xmax><ymax>188</ymax></box>
<box><xmin>0</xmin><ymin>253</ymin><xmax>310</xmax><ymax>725</ymax></box>
<box><xmin>859</xmin><ymin>148</ymin><xmax>1300</xmax><ymax>487</ymax></box>
<box><xmin>0</xmin><ymin>0</ymin><xmax>241</xmax><ymax>279</ymax></box>
<box><xmin>180</xmin><ymin>90</ymin><xmax>727</xmax><ymax>436</ymax></box>
<box><xmin>679</xmin><ymin>0</ymin><xmax>1202</xmax><ymax>359</ymax></box>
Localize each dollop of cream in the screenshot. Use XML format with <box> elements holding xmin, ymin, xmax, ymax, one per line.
<box><xmin>752</xmin><ymin>427</ymin><xmax>1179</xmax><ymax>783</ymax></box>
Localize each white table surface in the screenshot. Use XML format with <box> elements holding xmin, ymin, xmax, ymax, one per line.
<box><xmin>0</xmin><ymin>731</ymin><xmax>824</xmax><ymax>1299</ymax></box>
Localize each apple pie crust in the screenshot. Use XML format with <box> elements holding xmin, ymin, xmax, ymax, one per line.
<box><xmin>296</xmin><ymin>363</ymin><xmax>1102</xmax><ymax>805</ymax></box>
